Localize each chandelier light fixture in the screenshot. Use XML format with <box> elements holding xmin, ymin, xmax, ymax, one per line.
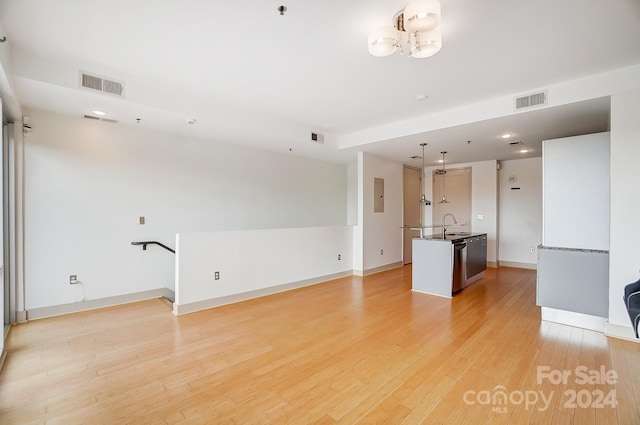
<box><xmin>368</xmin><ymin>0</ymin><xmax>442</xmax><ymax>59</ymax></box>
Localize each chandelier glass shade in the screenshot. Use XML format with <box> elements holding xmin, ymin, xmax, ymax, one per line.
<box><xmin>368</xmin><ymin>0</ymin><xmax>442</xmax><ymax>58</ymax></box>
<box><xmin>367</xmin><ymin>26</ymin><xmax>400</xmax><ymax>57</ymax></box>
<box><xmin>404</xmin><ymin>0</ymin><xmax>441</xmax><ymax>33</ymax></box>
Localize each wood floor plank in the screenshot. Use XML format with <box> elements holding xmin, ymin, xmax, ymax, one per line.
<box><xmin>623</xmin><ymin>337</ymin><xmax>640</xmax><ymax>415</ymax></box>
<box><xmin>609</xmin><ymin>338</ymin><xmax>640</xmax><ymax>425</ymax></box>
<box><xmin>1</xmin><ymin>266</ymin><xmax>639</xmax><ymax>424</ymax></box>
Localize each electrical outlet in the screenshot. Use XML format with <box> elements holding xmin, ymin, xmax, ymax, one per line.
<box><xmin>214</xmin><ymin>271</ymin><xmax>220</xmax><ymax>280</ymax></box>
<box><xmin>70</xmin><ymin>275</ymin><xmax>78</xmax><ymax>285</ymax></box>
<box><xmin>338</xmin><ymin>254</ymin><xmax>341</xmax><ymax>261</ymax></box>
<box><xmin>139</xmin><ymin>216</ymin><xmax>145</xmax><ymax>225</ymax></box>
<box><xmin>380</xmin><ymin>249</ymin><xmax>384</xmax><ymax>255</ymax></box>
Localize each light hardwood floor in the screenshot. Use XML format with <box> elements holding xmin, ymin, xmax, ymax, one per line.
<box><xmin>1</xmin><ymin>266</ymin><xmax>639</xmax><ymax>424</ymax></box>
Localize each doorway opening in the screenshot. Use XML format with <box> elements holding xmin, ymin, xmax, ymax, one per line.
<box><xmin>432</xmin><ymin>167</ymin><xmax>472</xmax><ymax>232</ymax></box>
<box><xmin>402</xmin><ymin>166</ymin><xmax>421</xmax><ymax>264</ymax></box>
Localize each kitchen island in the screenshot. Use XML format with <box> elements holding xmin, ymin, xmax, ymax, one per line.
<box><xmin>412</xmin><ymin>232</ymin><xmax>487</xmax><ymax>298</ymax></box>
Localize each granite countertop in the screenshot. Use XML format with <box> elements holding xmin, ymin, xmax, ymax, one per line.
<box><xmin>416</xmin><ymin>232</ymin><xmax>487</xmax><ymax>243</ymax></box>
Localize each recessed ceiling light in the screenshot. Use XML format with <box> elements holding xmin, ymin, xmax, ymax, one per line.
<box><xmin>91</xmin><ymin>110</ymin><xmax>107</xmax><ymax>116</ymax></box>
<box><xmin>437</xmin><ymin>159</ymin><xmax>444</xmax><ymax>163</ymax></box>
<box><xmin>501</xmin><ymin>133</ymin><xmax>512</xmax><ymax>139</ymax></box>
<box><xmin>519</xmin><ymin>149</ymin><xmax>529</xmax><ymax>153</ymax></box>
<box><xmin>187</xmin><ymin>118</ymin><xmax>197</xmax><ymax>125</ymax></box>
<box><xmin>415</xmin><ymin>94</ymin><xmax>429</xmax><ymax>101</ymax></box>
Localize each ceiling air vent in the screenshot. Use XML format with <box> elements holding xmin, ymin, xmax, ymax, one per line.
<box><xmin>311</xmin><ymin>132</ymin><xmax>324</xmax><ymax>144</ymax></box>
<box><xmin>80</xmin><ymin>72</ymin><xmax>124</xmax><ymax>96</ymax></box>
<box><xmin>83</xmin><ymin>114</ymin><xmax>118</xmax><ymax>123</ymax></box>
<box><xmin>514</xmin><ymin>90</ymin><xmax>547</xmax><ymax>111</ymax></box>
<box><xmin>509</xmin><ymin>140</ymin><xmax>524</xmax><ymax>146</ymax></box>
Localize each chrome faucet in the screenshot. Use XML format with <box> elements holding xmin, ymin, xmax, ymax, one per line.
<box><xmin>442</xmin><ymin>213</ymin><xmax>458</xmax><ymax>236</ymax></box>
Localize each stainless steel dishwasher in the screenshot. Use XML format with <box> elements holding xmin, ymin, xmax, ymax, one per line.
<box><xmin>452</xmin><ymin>241</ymin><xmax>467</xmax><ymax>292</ymax></box>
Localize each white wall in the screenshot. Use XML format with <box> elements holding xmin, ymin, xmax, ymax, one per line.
<box><xmin>424</xmin><ymin>160</ymin><xmax>498</xmax><ymax>264</ymax></box>
<box><xmin>542</xmin><ymin>132</ymin><xmax>610</xmax><ymax>250</ymax></box>
<box><xmin>0</xmin><ymin>17</ymin><xmax>21</xmax><ymax>119</ymax></box>
<box><xmin>175</xmin><ymin>226</ymin><xmax>352</xmax><ymax>313</ymax></box>
<box><xmin>346</xmin><ymin>161</ymin><xmax>358</xmax><ymax>226</ymax></box>
<box><xmin>609</xmin><ymin>90</ymin><xmax>640</xmax><ymax>328</ymax></box>
<box><xmin>498</xmin><ymin>158</ymin><xmax>542</xmax><ymax>266</ymax></box>
<box><xmin>23</xmin><ymin>109</ymin><xmax>348</xmax><ymax>310</ymax></box>
<box><xmin>0</xmin><ymin>101</ymin><xmax>3</xmax><ymax>352</ymax></box>
<box><xmin>361</xmin><ymin>153</ymin><xmax>403</xmax><ymax>272</ymax></box>
<box><xmin>351</xmin><ymin>153</ymin><xmax>364</xmax><ymax>272</ymax></box>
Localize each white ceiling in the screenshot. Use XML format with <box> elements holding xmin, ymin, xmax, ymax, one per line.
<box><xmin>1</xmin><ymin>0</ymin><xmax>639</xmax><ymax>165</ymax></box>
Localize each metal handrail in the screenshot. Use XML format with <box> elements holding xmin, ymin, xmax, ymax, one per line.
<box><xmin>131</xmin><ymin>241</ymin><xmax>175</xmax><ymax>254</ymax></box>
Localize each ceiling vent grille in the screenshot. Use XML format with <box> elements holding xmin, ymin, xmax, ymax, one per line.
<box><xmin>83</xmin><ymin>114</ymin><xmax>118</xmax><ymax>123</ymax></box>
<box><xmin>311</xmin><ymin>132</ymin><xmax>324</xmax><ymax>144</ymax></box>
<box><xmin>514</xmin><ymin>90</ymin><xmax>547</xmax><ymax>110</ymax></box>
<box><xmin>80</xmin><ymin>72</ymin><xmax>124</xmax><ymax>96</ymax></box>
<box><xmin>509</xmin><ymin>140</ymin><xmax>524</xmax><ymax>146</ymax></box>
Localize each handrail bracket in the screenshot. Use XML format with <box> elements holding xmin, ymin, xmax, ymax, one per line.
<box><xmin>131</xmin><ymin>241</ymin><xmax>175</xmax><ymax>254</ymax></box>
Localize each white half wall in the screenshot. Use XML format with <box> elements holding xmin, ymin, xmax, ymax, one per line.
<box><xmin>608</xmin><ymin>89</ymin><xmax>640</xmax><ymax>329</ymax></box>
<box><xmin>175</xmin><ymin>226</ymin><xmax>353</xmax><ymax>314</ymax></box>
<box><xmin>23</xmin><ymin>109</ymin><xmax>348</xmax><ymax>310</ymax></box>
<box><xmin>498</xmin><ymin>158</ymin><xmax>542</xmax><ymax>266</ymax></box>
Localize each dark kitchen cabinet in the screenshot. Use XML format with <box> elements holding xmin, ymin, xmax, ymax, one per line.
<box><xmin>466</xmin><ymin>234</ymin><xmax>487</xmax><ymax>278</ymax></box>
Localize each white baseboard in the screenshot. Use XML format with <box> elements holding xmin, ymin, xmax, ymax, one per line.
<box><xmin>354</xmin><ymin>261</ymin><xmax>403</xmax><ymax>277</ymax></box>
<box><xmin>605</xmin><ymin>322</ymin><xmax>640</xmax><ymax>343</ymax></box>
<box><xmin>16</xmin><ymin>310</ymin><xmax>27</xmax><ymax>323</ymax></box>
<box><xmin>411</xmin><ymin>288</ymin><xmax>452</xmax><ymax>299</ymax></box>
<box><xmin>541</xmin><ymin>307</ymin><xmax>606</xmax><ymax>332</ymax></box>
<box><xmin>499</xmin><ymin>261</ymin><xmax>537</xmax><ymax>270</ymax></box>
<box><xmin>488</xmin><ymin>261</ymin><xmax>499</xmax><ymax>268</ymax></box>
<box><xmin>173</xmin><ymin>271</ymin><xmax>353</xmax><ymax>316</ymax></box>
<box><xmin>26</xmin><ymin>288</ymin><xmax>175</xmax><ymax>321</ymax></box>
